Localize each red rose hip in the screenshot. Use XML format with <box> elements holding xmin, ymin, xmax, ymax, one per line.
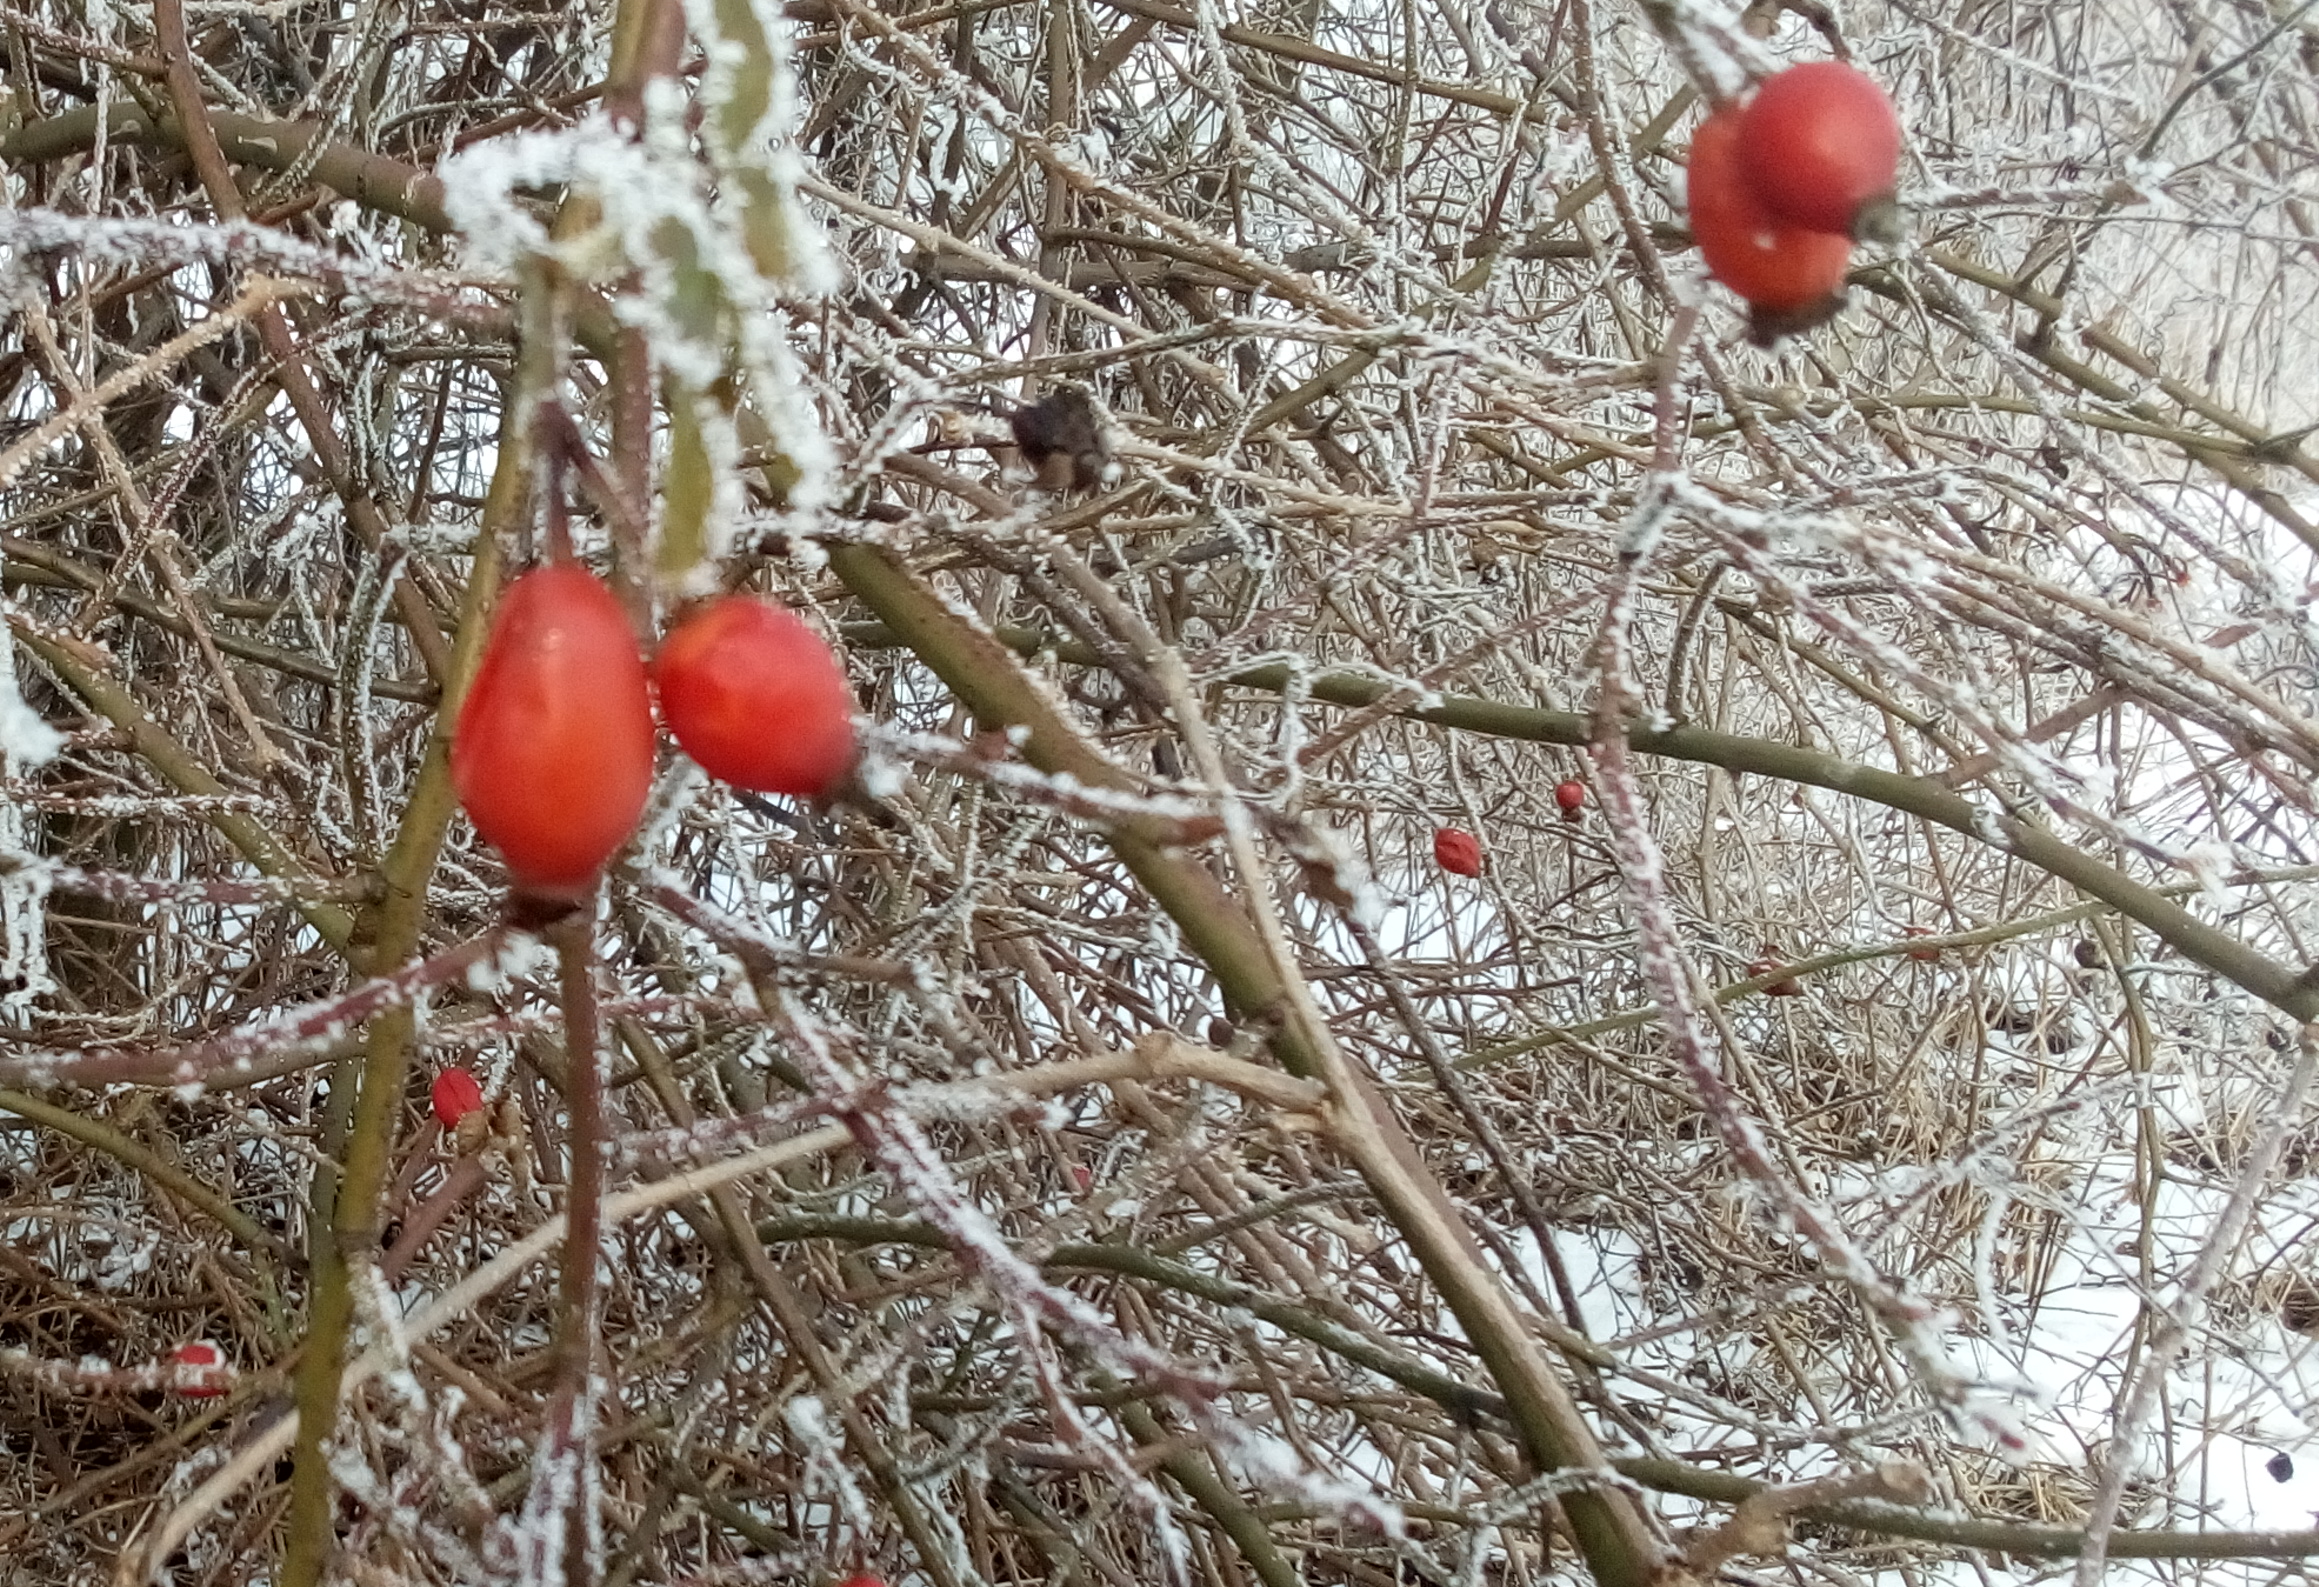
<box><xmin>1433</xmin><ymin>828</ymin><xmax>1483</xmax><ymax>877</ymax></box>
<box><xmin>655</xmin><ymin>596</ymin><xmax>858</xmax><ymax>798</ymax></box>
<box><xmin>431</xmin><ymin>1067</ymin><xmax>486</xmax><ymax>1128</ymax></box>
<box><xmin>1554</xmin><ymin>780</ymin><xmax>1586</xmax><ymax>816</ymax></box>
<box><xmin>171</xmin><ymin>1340</ymin><xmax>229</xmax><ymax>1398</ymax></box>
<box><xmin>1737</xmin><ymin>61</ymin><xmax>1902</xmax><ymax>238</ymax></box>
<box><xmin>1687</xmin><ymin>105</ymin><xmax>1853</xmax><ymax>334</ymax></box>
<box><xmin>452</xmin><ymin>566</ymin><xmax>657</xmax><ymax>895</ymax></box>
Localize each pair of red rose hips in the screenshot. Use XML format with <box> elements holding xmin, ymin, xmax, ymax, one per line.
<box><xmin>1687</xmin><ymin>61</ymin><xmax>1901</xmax><ymax>337</ymax></box>
<box><xmin>1432</xmin><ymin>783</ymin><xmax>1586</xmax><ymax>877</ymax></box>
<box><xmin>451</xmin><ymin>570</ymin><xmax>857</xmax><ymax>896</ymax></box>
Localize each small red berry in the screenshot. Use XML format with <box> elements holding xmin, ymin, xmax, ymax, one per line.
<box><xmin>451</xmin><ymin>566</ymin><xmax>657</xmax><ymax>896</ymax></box>
<box><xmin>1433</xmin><ymin>827</ymin><xmax>1484</xmax><ymax>877</ymax></box>
<box><xmin>1737</xmin><ymin>61</ymin><xmax>1902</xmax><ymax>239</ymax></box>
<box><xmin>837</xmin><ymin>1575</ymin><xmax>888</xmax><ymax>1587</ymax></box>
<box><xmin>1748</xmin><ymin>957</ymin><xmax>1805</xmax><ymax>997</ymax></box>
<box><xmin>1071</xmin><ymin>1164</ymin><xmax>1095</xmax><ymax>1192</ymax></box>
<box><xmin>171</xmin><ymin>1340</ymin><xmax>228</xmax><ymax>1398</ymax></box>
<box><xmin>1555</xmin><ymin>780</ymin><xmax>1587</xmax><ymax>815</ymax></box>
<box><xmin>1902</xmin><ymin>925</ymin><xmax>1941</xmax><ymax>962</ymax></box>
<box><xmin>655</xmin><ymin>596</ymin><xmax>858</xmax><ymax>798</ymax></box>
<box><xmin>431</xmin><ymin>1068</ymin><xmax>486</xmax><ymax>1128</ymax></box>
<box><xmin>1687</xmin><ymin>104</ymin><xmax>1853</xmax><ymax>338</ymax></box>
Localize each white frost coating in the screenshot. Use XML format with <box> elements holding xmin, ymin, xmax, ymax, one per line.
<box><xmin>633</xmin><ymin>758</ymin><xmax>708</xmax><ymax>867</ymax></box>
<box><xmin>0</xmin><ymin>624</ymin><xmax>60</xmax><ymax>771</ymax></box>
<box><xmin>682</xmin><ymin>0</ymin><xmax>837</xmax><ymax>298</ymax></box>
<box><xmin>465</xmin><ymin>929</ymin><xmax>557</xmax><ymax>995</ymax></box>
<box><xmin>666</xmin><ymin>383</ymin><xmax>753</xmax><ymax>569</ymax></box>
<box><xmin>0</xmin><ymin>801</ymin><xmax>53</xmax><ymax>1007</ymax></box>
<box><xmin>438</xmin><ymin>106</ymin><xmax>838</xmax><ymax>542</ymax></box>
<box><xmin>855</xmin><ymin>732</ymin><xmax>907</xmax><ymax>799</ymax></box>
<box><xmin>0</xmin><ymin>613</ymin><xmax>58</xmax><ymax>1005</ymax></box>
<box><xmin>783</xmin><ymin>1393</ymin><xmax>877</xmax><ymax>1535</ymax></box>
<box><xmin>2179</xmin><ymin>840</ymin><xmax>2237</xmax><ymax>910</ymax></box>
<box><xmin>438</xmin><ymin>122</ymin><xmax>633</xmax><ymax>277</ymax></box>
<box><xmin>785</xmin><ymin>533</ymin><xmax>828</xmax><ymax>574</ymax></box>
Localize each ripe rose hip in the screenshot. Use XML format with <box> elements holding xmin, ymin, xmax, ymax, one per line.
<box><xmin>1687</xmin><ymin>105</ymin><xmax>1853</xmax><ymax>338</ymax></box>
<box><xmin>1554</xmin><ymin>779</ymin><xmax>1586</xmax><ymax>817</ymax></box>
<box><xmin>1433</xmin><ymin>827</ymin><xmax>1483</xmax><ymax>877</ymax></box>
<box><xmin>171</xmin><ymin>1340</ymin><xmax>228</xmax><ymax>1398</ymax></box>
<box><xmin>1738</xmin><ymin>61</ymin><xmax>1902</xmax><ymax>239</ymax></box>
<box><xmin>1903</xmin><ymin>925</ymin><xmax>1941</xmax><ymax>962</ymax></box>
<box><xmin>451</xmin><ymin>566</ymin><xmax>657</xmax><ymax>896</ymax></box>
<box><xmin>655</xmin><ymin>596</ymin><xmax>858</xmax><ymax>799</ymax></box>
<box><xmin>431</xmin><ymin>1067</ymin><xmax>486</xmax><ymax>1129</ymax></box>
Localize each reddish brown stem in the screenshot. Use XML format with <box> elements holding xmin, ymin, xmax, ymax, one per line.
<box><xmin>541</xmin><ymin>907</ymin><xmax>606</xmax><ymax>1587</ymax></box>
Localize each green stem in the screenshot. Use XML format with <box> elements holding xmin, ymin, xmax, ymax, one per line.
<box><xmin>277</xmin><ymin>395</ymin><xmax>518</xmax><ymax>1587</ymax></box>
<box><xmin>544</xmin><ymin>908</ymin><xmax>607</xmax><ymax>1587</ymax></box>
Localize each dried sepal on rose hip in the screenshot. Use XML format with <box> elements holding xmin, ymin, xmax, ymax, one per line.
<box><xmin>1007</xmin><ymin>385</ymin><xmax>1116</xmax><ymax>492</ymax></box>
<box><xmin>654</xmin><ymin>596</ymin><xmax>859</xmax><ymax>799</ymax></box>
<box><xmin>451</xmin><ymin>566</ymin><xmax>657</xmax><ymax>909</ymax></box>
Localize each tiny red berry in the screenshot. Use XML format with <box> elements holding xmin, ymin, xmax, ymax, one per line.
<box><xmin>1903</xmin><ymin>925</ymin><xmax>1941</xmax><ymax>962</ymax></box>
<box><xmin>1737</xmin><ymin>61</ymin><xmax>1902</xmax><ymax>238</ymax></box>
<box><xmin>452</xmin><ymin>566</ymin><xmax>657</xmax><ymax>896</ymax></box>
<box><xmin>1071</xmin><ymin>1164</ymin><xmax>1095</xmax><ymax>1192</ymax></box>
<box><xmin>1687</xmin><ymin>105</ymin><xmax>1853</xmax><ymax>336</ymax></box>
<box><xmin>171</xmin><ymin>1340</ymin><xmax>228</xmax><ymax>1398</ymax></box>
<box><xmin>432</xmin><ymin>1068</ymin><xmax>486</xmax><ymax>1128</ymax></box>
<box><xmin>655</xmin><ymin>596</ymin><xmax>859</xmax><ymax>798</ymax></box>
<box><xmin>1555</xmin><ymin>780</ymin><xmax>1586</xmax><ymax>814</ymax></box>
<box><xmin>1433</xmin><ymin>828</ymin><xmax>1484</xmax><ymax>878</ymax></box>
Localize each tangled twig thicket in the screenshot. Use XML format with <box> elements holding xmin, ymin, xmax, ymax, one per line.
<box><xmin>2</xmin><ymin>0</ymin><xmax>2319</xmax><ymax>1581</ymax></box>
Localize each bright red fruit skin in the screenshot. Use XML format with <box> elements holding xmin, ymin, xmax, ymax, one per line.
<box><xmin>432</xmin><ymin>1068</ymin><xmax>486</xmax><ymax>1127</ymax></box>
<box><xmin>172</xmin><ymin>1341</ymin><xmax>227</xmax><ymax>1397</ymax></box>
<box><xmin>1687</xmin><ymin>106</ymin><xmax>1853</xmax><ymax>317</ymax></box>
<box><xmin>655</xmin><ymin>596</ymin><xmax>858</xmax><ymax>798</ymax></box>
<box><xmin>452</xmin><ymin>566</ymin><xmax>657</xmax><ymax>894</ymax></box>
<box><xmin>1554</xmin><ymin>779</ymin><xmax>1586</xmax><ymax>813</ymax></box>
<box><xmin>1433</xmin><ymin>828</ymin><xmax>1483</xmax><ymax>877</ymax></box>
<box><xmin>1738</xmin><ymin>62</ymin><xmax>1901</xmax><ymax>236</ymax></box>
